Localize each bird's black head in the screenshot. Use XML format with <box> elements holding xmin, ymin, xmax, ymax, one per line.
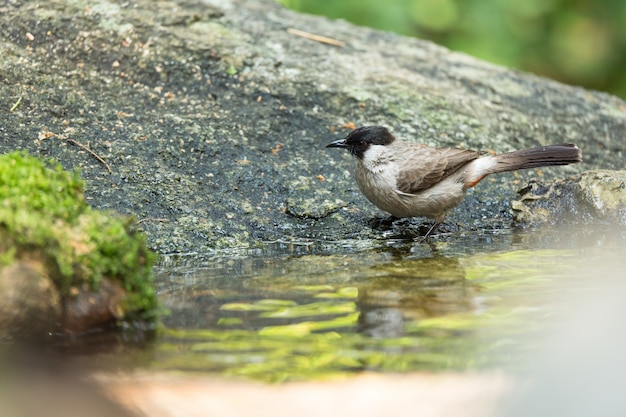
<box><xmin>325</xmin><ymin>126</ymin><xmax>395</xmax><ymax>159</ymax></box>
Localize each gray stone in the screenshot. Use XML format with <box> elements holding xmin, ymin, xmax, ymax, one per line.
<box><xmin>1</xmin><ymin>0</ymin><xmax>624</xmax><ymax>252</ymax></box>
<box><xmin>512</xmin><ymin>170</ymin><xmax>626</xmax><ymax>225</ymax></box>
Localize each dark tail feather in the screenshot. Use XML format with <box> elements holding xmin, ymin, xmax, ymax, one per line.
<box><xmin>492</xmin><ymin>143</ymin><xmax>582</xmax><ymax>173</ymax></box>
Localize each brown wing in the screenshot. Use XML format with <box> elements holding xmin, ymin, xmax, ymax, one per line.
<box><xmin>396</xmin><ymin>146</ymin><xmax>483</xmax><ymax>194</ymax></box>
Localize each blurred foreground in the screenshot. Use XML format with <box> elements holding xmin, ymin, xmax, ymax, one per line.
<box><xmin>2</xmin><ymin>229</ymin><xmax>626</xmax><ymax>416</ymax></box>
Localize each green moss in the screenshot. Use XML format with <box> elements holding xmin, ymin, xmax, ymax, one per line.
<box><xmin>0</xmin><ymin>150</ymin><xmax>86</xmax><ymax>221</ymax></box>
<box><xmin>0</xmin><ymin>151</ymin><xmax>158</xmax><ymax>319</ymax></box>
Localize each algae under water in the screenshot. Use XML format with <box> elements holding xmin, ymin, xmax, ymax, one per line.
<box><xmin>55</xmin><ymin>226</ymin><xmax>626</xmax><ymax>382</ymax></box>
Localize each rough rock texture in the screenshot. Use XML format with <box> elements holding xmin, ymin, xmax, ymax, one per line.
<box><xmin>512</xmin><ymin>170</ymin><xmax>626</xmax><ymax>226</ymax></box>
<box><xmin>1</xmin><ymin>0</ymin><xmax>625</xmax><ymax>253</ymax></box>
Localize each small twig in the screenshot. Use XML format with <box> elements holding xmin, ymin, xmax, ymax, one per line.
<box><xmin>136</xmin><ymin>218</ymin><xmax>170</xmax><ymax>225</ymax></box>
<box><xmin>287</xmin><ymin>28</ymin><xmax>345</xmax><ymax>47</ymax></box>
<box><xmin>9</xmin><ymin>96</ymin><xmax>22</xmax><ymax>112</ymax></box>
<box><xmin>65</xmin><ymin>138</ymin><xmax>112</xmax><ymax>174</ymax></box>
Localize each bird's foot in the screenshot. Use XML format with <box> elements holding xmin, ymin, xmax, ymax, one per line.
<box><xmin>417</xmin><ymin>222</ymin><xmax>440</xmax><ymax>242</ymax></box>
<box><xmin>369</xmin><ymin>215</ymin><xmax>399</xmax><ymax>229</ymax></box>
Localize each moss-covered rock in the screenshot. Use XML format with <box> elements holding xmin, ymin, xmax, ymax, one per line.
<box><xmin>0</xmin><ymin>151</ymin><xmax>158</xmax><ymax>337</ymax></box>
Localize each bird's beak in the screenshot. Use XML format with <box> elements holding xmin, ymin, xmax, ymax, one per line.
<box><xmin>326</xmin><ymin>138</ymin><xmax>348</xmax><ymax>149</ymax></box>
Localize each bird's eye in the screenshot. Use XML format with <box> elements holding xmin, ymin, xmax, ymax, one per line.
<box><xmin>346</xmin><ymin>140</ymin><xmax>368</xmax><ymax>156</ymax></box>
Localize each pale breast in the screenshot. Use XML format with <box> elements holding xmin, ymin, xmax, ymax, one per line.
<box><xmin>354</xmin><ymin>144</ymin><xmax>468</xmax><ymax>219</ymax></box>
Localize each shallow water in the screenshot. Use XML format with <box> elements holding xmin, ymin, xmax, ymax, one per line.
<box><xmin>57</xmin><ymin>225</ymin><xmax>626</xmax><ymax>382</ymax></box>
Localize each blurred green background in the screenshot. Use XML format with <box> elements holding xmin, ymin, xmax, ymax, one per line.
<box><xmin>279</xmin><ymin>0</ymin><xmax>626</xmax><ymax>100</ymax></box>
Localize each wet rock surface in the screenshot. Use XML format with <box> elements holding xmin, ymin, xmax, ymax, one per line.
<box><xmin>512</xmin><ymin>170</ymin><xmax>626</xmax><ymax>225</ymax></box>
<box><xmin>1</xmin><ymin>0</ymin><xmax>625</xmax><ymax>253</ymax></box>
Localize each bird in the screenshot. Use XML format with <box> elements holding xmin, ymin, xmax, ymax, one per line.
<box><xmin>326</xmin><ymin>125</ymin><xmax>582</xmax><ymax>238</ymax></box>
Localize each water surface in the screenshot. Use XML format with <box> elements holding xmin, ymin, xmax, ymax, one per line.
<box><xmin>58</xmin><ymin>226</ymin><xmax>626</xmax><ymax>382</ymax></box>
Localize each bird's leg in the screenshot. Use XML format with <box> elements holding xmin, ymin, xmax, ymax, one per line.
<box><xmin>419</xmin><ymin>222</ymin><xmax>440</xmax><ymax>241</ymax></box>
<box><xmin>418</xmin><ymin>214</ymin><xmax>444</xmax><ymax>241</ymax></box>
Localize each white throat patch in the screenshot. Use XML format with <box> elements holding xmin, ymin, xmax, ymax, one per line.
<box><xmin>361</xmin><ymin>144</ymin><xmax>393</xmax><ymax>174</ymax></box>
